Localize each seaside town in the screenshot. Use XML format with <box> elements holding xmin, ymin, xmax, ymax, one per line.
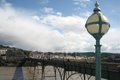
<box><xmin>0</xmin><ymin>45</ymin><xmax>120</xmax><ymax>66</ymax></box>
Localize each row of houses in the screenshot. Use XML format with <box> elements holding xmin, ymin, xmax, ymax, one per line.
<box><xmin>0</xmin><ymin>45</ymin><xmax>120</xmax><ymax>63</ymax></box>
<box><xmin>0</xmin><ymin>47</ymin><xmax>26</xmax><ymax>62</ymax></box>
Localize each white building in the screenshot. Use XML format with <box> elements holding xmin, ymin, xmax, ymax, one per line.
<box><xmin>0</xmin><ymin>49</ymin><xmax>8</xmax><ymax>60</ymax></box>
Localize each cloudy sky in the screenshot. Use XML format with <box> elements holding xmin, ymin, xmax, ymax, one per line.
<box><xmin>0</xmin><ymin>0</ymin><xmax>120</xmax><ymax>53</ymax></box>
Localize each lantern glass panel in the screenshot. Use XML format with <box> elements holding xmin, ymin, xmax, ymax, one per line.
<box><xmin>87</xmin><ymin>24</ymin><xmax>99</xmax><ymax>34</ymax></box>
<box><xmin>102</xmin><ymin>24</ymin><xmax>109</xmax><ymax>34</ymax></box>
<box><xmin>87</xmin><ymin>14</ymin><xmax>99</xmax><ymax>23</ymax></box>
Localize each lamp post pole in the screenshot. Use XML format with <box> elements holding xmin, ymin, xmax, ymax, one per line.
<box><xmin>95</xmin><ymin>37</ymin><xmax>101</xmax><ymax>80</ymax></box>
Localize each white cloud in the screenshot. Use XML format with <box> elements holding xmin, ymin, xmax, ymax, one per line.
<box><xmin>56</xmin><ymin>12</ymin><xmax>62</xmax><ymax>16</ymax></box>
<box><xmin>101</xmin><ymin>28</ymin><xmax>120</xmax><ymax>52</ymax></box>
<box><xmin>0</xmin><ymin>2</ymin><xmax>120</xmax><ymax>53</ymax></box>
<box><xmin>73</xmin><ymin>0</ymin><xmax>90</xmax><ymax>3</ymax></box>
<box><xmin>40</xmin><ymin>7</ymin><xmax>55</xmax><ymax>14</ymax></box>
<box><xmin>0</xmin><ymin>5</ymin><xmax>65</xmax><ymax>51</ymax></box>
<box><xmin>32</xmin><ymin>16</ymin><xmax>40</xmax><ymax>21</ymax></box>
<box><xmin>40</xmin><ymin>7</ymin><xmax>62</xmax><ymax>16</ymax></box>
<box><xmin>73</xmin><ymin>0</ymin><xmax>90</xmax><ymax>7</ymax></box>
<box><xmin>81</xmin><ymin>11</ymin><xmax>91</xmax><ymax>17</ymax></box>
<box><xmin>0</xmin><ymin>0</ymin><xmax>12</xmax><ymax>7</ymax></box>
<box><xmin>38</xmin><ymin>15</ymin><xmax>86</xmax><ymax>33</ymax></box>
<box><xmin>0</xmin><ymin>4</ymin><xmax>93</xmax><ymax>52</ymax></box>
<box><xmin>34</xmin><ymin>0</ymin><xmax>49</xmax><ymax>4</ymax></box>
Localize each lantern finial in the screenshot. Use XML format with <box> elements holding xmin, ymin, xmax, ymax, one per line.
<box><xmin>94</xmin><ymin>1</ymin><xmax>101</xmax><ymax>13</ymax></box>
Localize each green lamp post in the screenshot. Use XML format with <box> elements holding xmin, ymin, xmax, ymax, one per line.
<box><xmin>85</xmin><ymin>1</ymin><xmax>110</xmax><ymax>80</ymax></box>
